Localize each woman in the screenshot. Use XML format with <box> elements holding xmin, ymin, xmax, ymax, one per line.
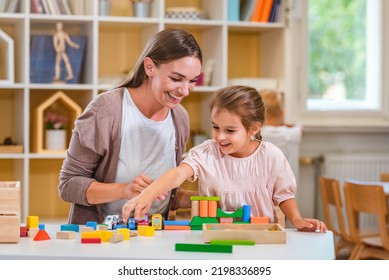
<box><xmin>58</xmin><ymin>28</ymin><xmax>202</xmax><ymax>224</ymax></box>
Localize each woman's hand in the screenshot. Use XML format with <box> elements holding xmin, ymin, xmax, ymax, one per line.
<box><xmin>293</xmin><ymin>218</ymin><xmax>327</xmax><ymax>233</ymax></box>
<box><xmin>123</xmin><ymin>174</ymin><xmax>153</xmax><ymax>199</ymax></box>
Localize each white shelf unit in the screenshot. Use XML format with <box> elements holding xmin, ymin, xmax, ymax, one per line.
<box><xmin>0</xmin><ymin>0</ymin><xmax>289</xmax><ymax>220</ymax></box>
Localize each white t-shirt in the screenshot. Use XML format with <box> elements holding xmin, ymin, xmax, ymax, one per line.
<box><xmin>101</xmin><ymin>88</ymin><xmax>176</xmax><ymax>219</ymax></box>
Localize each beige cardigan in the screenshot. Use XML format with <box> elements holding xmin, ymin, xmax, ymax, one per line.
<box><xmin>58</xmin><ymin>87</ymin><xmax>190</xmax><ymax>224</ymax></box>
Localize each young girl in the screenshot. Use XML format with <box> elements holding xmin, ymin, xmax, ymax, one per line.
<box><xmin>122</xmin><ymin>85</ymin><xmax>327</xmax><ymax>232</ymax></box>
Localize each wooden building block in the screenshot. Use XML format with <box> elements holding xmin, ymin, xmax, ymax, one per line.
<box><xmin>0</xmin><ymin>216</ymin><xmax>20</xmax><ymax>243</ymax></box>
<box><xmin>250</xmin><ymin>216</ymin><xmax>270</xmax><ymax>224</ymax></box>
<box><xmin>208</xmin><ymin>200</ymin><xmax>217</xmax><ymax>217</ymax></box>
<box><xmin>110</xmin><ymin>233</ymin><xmax>124</xmax><ymax>243</ymax></box>
<box><xmin>81</xmin><ymin>231</ymin><xmax>102</xmax><ymax>239</ymax></box>
<box><xmin>137</xmin><ymin>226</ymin><xmax>154</xmax><ymax>236</ymax></box>
<box><xmin>81</xmin><ymin>238</ymin><xmax>101</xmax><ymax>244</ymax></box>
<box><xmin>60</xmin><ymin>224</ymin><xmax>80</xmax><ymax>232</ymax></box>
<box><xmin>0</xmin><ymin>181</ymin><xmax>20</xmax><ymax>215</ymax></box>
<box><xmin>163</xmin><ymin>225</ymin><xmax>191</xmax><ymax>230</ymax></box>
<box><xmin>116</xmin><ymin>228</ymin><xmax>130</xmax><ymax>240</ymax></box>
<box><xmin>56</xmin><ymin>231</ymin><xmax>75</xmax><ymax>240</ymax></box>
<box><xmin>99</xmin><ymin>230</ymin><xmax>113</xmax><ymax>242</ymax></box>
<box><xmin>97</xmin><ymin>225</ymin><xmax>108</xmax><ymax>231</ymax></box>
<box><xmin>26</xmin><ymin>216</ymin><xmax>39</xmax><ymax>230</ymax></box>
<box><xmin>175</xmin><ymin>243</ymin><xmax>233</xmax><ymax>253</ymax></box>
<box><xmin>190</xmin><ymin>196</ymin><xmax>220</xmax><ymax>201</ymax></box>
<box><xmin>163</xmin><ymin>220</ymin><xmax>191</xmax><ymax>226</ymax></box>
<box><xmin>210</xmin><ymin>239</ymin><xmax>255</xmax><ymax>246</ymax></box>
<box><xmin>80</xmin><ymin>226</ymin><xmax>94</xmax><ymax>232</ymax></box>
<box><xmin>33</xmin><ymin>230</ymin><xmax>51</xmax><ymax>241</ymax></box>
<box><xmin>27</xmin><ymin>227</ymin><xmax>39</xmax><ymax>238</ymax></box>
<box><xmin>191</xmin><ymin>200</ymin><xmax>199</xmax><ymax>218</ymax></box>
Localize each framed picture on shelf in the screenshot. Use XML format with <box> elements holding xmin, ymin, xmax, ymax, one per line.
<box><xmin>30</xmin><ymin>34</ymin><xmax>86</xmax><ymax>84</ymax></box>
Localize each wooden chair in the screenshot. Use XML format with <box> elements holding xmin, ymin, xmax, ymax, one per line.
<box><xmin>344</xmin><ymin>181</ymin><xmax>389</xmax><ymax>259</ymax></box>
<box><xmin>319</xmin><ymin>177</ymin><xmax>354</xmax><ymax>258</ymax></box>
<box><xmin>380</xmin><ymin>173</ymin><xmax>389</xmax><ymax>182</ymax></box>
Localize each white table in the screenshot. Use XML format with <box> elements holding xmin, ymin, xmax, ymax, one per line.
<box><xmin>0</xmin><ymin>224</ymin><xmax>335</xmax><ymax>260</ymax></box>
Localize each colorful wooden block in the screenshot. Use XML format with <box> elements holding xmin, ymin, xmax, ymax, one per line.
<box><xmin>163</xmin><ymin>220</ymin><xmax>191</xmax><ymax>226</ymax></box>
<box><xmin>163</xmin><ymin>225</ymin><xmax>191</xmax><ymax>230</ymax></box>
<box><xmin>99</xmin><ymin>230</ymin><xmax>113</xmax><ymax>242</ymax></box>
<box><xmin>210</xmin><ymin>239</ymin><xmax>255</xmax><ymax>246</ymax></box>
<box><xmin>190</xmin><ymin>196</ymin><xmax>220</xmax><ymax>201</ymax></box>
<box><xmin>137</xmin><ymin>226</ymin><xmax>154</xmax><ymax>236</ymax></box>
<box><xmin>85</xmin><ymin>221</ymin><xmax>97</xmax><ymax>230</ymax></box>
<box><xmin>26</xmin><ymin>216</ymin><xmax>39</xmax><ymax>230</ymax></box>
<box><xmin>175</xmin><ymin>243</ymin><xmax>233</xmax><ymax>253</ymax></box>
<box><xmin>33</xmin><ymin>229</ymin><xmax>51</xmax><ymax>241</ymax></box>
<box><xmin>81</xmin><ymin>231</ymin><xmax>102</xmax><ymax>239</ymax></box>
<box><xmin>60</xmin><ymin>224</ymin><xmax>80</xmax><ymax>232</ymax></box>
<box><xmin>217</xmin><ymin>207</ymin><xmax>243</xmax><ymax>218</ymax></box>
<box><xmin>250</xmin><ymin>216</ymin><xmax>270</xmax><ymax>224</ymax></box>
<box><xmin>116</xmin><ymin>228</ymin><xmax>130</xmax><ymax>240</ymax></box>
<box><xmin>27</xmin><ymin>227</ymin><xmax>39</xmax><ymax>238</ymax></box>
<box><xmin>81</xmin><ymin>238</ymin><xmax>101</xmax><ymax>244</ymax></box>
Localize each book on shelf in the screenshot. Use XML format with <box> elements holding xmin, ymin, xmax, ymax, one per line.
<box><xmin>30</xmin><ymin>35</ymin><xmax>87</xmax><ymax>84</ymax></box>
<box><xmin>227</xmin><ymin>0</ymin><xmax>240</xmax><ymax>22</ymax></box>
<box><xmin>240</xmin><ymin>0</ymin><xmax>257</xmax><ymax>21</ymax></box>
<box><xmin>251</xmin><ymin>0</ymin><xmax>265</xmax><ymax>22</ymax></box>
<box><xmin>269</xmin><ymin>0</ymin><xmax>279</xmax><ymax>22</ymax></box>
<box><xmin>259</xmin><ymin>0</ymin><xmax>274</xmax><ymax>22</ymax></box>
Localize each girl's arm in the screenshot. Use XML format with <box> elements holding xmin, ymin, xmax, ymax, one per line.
<box><xmin>122</xmin><ymin>163</ymin><xmax>194</xmax><ymax>221</ymax></box>
<box><xmin>279</xmin><ymin>198</ymin><xmax>327</xmax><ymax>232</ymax></box>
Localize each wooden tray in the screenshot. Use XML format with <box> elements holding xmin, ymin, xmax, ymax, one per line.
<box><xmin>202</xmin><ymin>223</ymin><xmax>286</xmax><ymax>244</ymax></box>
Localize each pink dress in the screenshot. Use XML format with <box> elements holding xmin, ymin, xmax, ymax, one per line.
<box><xmin>182</xmin><ymin>139</ymin><xmax>296</xmax><ymax>222</ymax></box>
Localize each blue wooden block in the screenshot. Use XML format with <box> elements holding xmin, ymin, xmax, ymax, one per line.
<box><xmin>163</xmin><ymin>220</ymin><xmax>191</xmax><ymax>226</ymax></box>
<box><xmin>86</xmin><ymin>221</ymin><xmax>97</xmax><ymax>230</ymax></box>
<box><xmin>60</xmin><ymin>224</ymin><xmax>80</xmax><ymax>232</ymax></box>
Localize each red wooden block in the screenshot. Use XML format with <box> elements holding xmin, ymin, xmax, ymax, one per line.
<box><xmin>33</xmin><ymin>229</ymin><xmax>51</xmax><ymax>241</ymax></box>
<box><xmin>81</xmin><ymin>238</ymin><xmax>101</xmax><ymax>244</ymax></box>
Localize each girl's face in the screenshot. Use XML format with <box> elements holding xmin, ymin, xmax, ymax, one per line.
<box><xmin>211</xmin><ymin>108</ymin><xmax>260</xmax><ymax>158</ymax></box>
<box><xmin>146</xmin><ymin>56</ymin><xmax>201</xmax><ymax>108</ymax></box>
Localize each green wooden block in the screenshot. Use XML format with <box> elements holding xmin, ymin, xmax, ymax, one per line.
<box><xmin>210</xmin><ymin>239</ymin><xmax>255</xmax><ymax>246</ymax></box>
<box><xmin>190</xmin><ymin>196</ymin><xmax>220</xmax><ymax>201</ymax></box>
<box><xmin>217</xmin><ymin>207</ymin><xmax>243</xmax><ymax>218</ymax></box>
<box><xmin>175</xmin><ymin>243</ymin><xmax>233</xmax><ymax>253</ymax></box>
<box><xmin>190</xmin><ymin>216</ymin><xmax>219</xmax><ymax>227</ymax></box>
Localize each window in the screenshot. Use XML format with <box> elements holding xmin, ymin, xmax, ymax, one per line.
<box><xmin>306</xmin><ymin>0</ymin><xmax>382</xmax><ymax>112</ymax></box>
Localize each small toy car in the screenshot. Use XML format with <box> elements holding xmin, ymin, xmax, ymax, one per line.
<box><xmin>103</xmin><ymin>215</ymin><xmax>120</xmax><ymax>230</ymax></box>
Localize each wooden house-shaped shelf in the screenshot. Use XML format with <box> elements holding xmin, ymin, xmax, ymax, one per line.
<box><xmin>32</xmin><ymin>91</ymin><xmax>82</xmax><ymax>154</ymax></box>
<box><xmin>0</xmin><ymin>29</ymin><xmax>14</xmax><ymax>85</ymax></box>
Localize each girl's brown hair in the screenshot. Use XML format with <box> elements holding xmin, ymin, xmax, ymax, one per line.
<box><xmin>113</xmin><ymin>28</ymin><xmax>202</xmax><ymax>89</ymax></box>
<box><xmin>210</xmin><ymin>85</ymin><xmax>265</xmax><ymax>140</ymax></box>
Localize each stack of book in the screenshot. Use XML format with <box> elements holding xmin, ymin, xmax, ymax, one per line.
<box><xmin>240</xmin><ymin>0</ymin><xmax>281</xmax><ymax>23</ymax></box>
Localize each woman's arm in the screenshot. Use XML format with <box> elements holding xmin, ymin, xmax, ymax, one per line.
<box><xmin>122</xmin><ymin>163</ymin><xmax>194</xmax><ymax>221</ymax></box>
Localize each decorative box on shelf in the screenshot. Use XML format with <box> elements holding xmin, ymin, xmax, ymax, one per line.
<box><xmin>0</xmin><ymin>145</ymin><xmax>23</xmax><ymax>153</ymax></box>
<box><xmin>202</xmin><ymin>223</ymin><xmax>286</xmax><ymax>244</ymax></box>
<box><xmin>165</xmin><ymin>7</ymin><xmax>207</xmax><ymax>20</ymax></box>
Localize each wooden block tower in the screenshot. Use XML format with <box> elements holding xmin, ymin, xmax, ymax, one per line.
<box><xmin>0</xmin><ymin>181</ymin><xmax>21</xmax><ymax>243</ymax></box>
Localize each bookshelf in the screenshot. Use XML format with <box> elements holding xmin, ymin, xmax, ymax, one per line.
<box><xmin>0</xmin><ymin>0</ymin><xmax>289</xmax><ymax>220</ymax></box>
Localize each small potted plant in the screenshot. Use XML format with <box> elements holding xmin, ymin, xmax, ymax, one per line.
<box><xmin>44</xmin><ymin>112</ymin><xmax>68</xmax><ymax>150</ymax></box>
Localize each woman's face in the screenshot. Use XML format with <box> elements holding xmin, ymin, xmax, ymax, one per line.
<box><xmin>147</xmin><ymin>56</ymin><xmax>202</xmax><ymax>108</ymax></box>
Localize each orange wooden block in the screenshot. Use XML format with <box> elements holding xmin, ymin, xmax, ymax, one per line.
<box><xmin>250</xmin><ymin>216</ymin><xmax>270</xmax><ymax>224</ymax></box>
<box><xmin>199</xmin><ymin>200</ymin><xmax>208</xmax><ymax>217</ymax></box>
<box><xmin>163</xmin><ymin>225</ymin><xmax>191</xmax><ymax>230</ymax></box>
<box><xmin>208</xmin><ymin>200</ymin><xmax>217</xmax><ymax>217</ymax></box>
<box><xmin>33</xmin><ymin>229</ymin><xmax>51</xmax><ymax>241</ymax></box>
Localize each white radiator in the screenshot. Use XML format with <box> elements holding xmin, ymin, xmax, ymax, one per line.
<box><xmin>323</xmin><ymin>153</ymin><xmax>389</xmax><ymax>232</ymax></box>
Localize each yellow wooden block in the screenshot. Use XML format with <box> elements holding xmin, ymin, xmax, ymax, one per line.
<box><xmin>137</xmin><ymin>226</ymin><xmax>154</xmax><ymax>237</ymax></box>
<box><xmin>116</xmin><ymin>228</ymin><xmax>130</xmax><ymax>240</ymax></box>
<box><xmin>0</xmin><ymin>215</ymin><xmax>20</xmax><ymax>243</ymax></box>
<box><xmin>81</xmin><ymin>231</ymin><xmax>102</xmax><ymax>239</ymax></box>
<box><xmin>99</xmin><ymin>230</ymin><xmax>113</xmax><ymax>242</ymax></box>
<box><xmin>26</xmin><ymin>216</ymin><xmax>39</xmax><ymax>230</ymax></box>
